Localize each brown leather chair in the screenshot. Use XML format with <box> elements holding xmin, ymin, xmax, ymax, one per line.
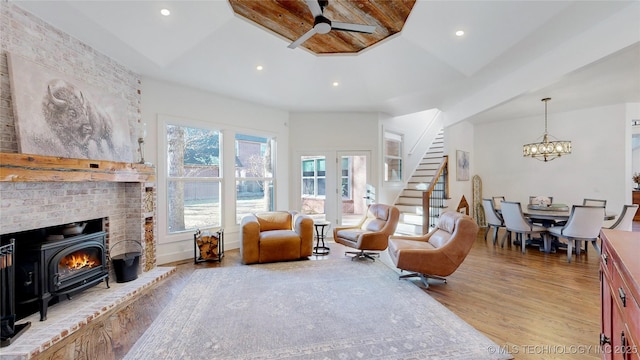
<box><xmin>333</xmin><ymin>203</ymin><xmax>400</xmax><ymax>261</ymax></box>
<box><xmin>240</xmin><ymin>211</ymin><xmax>314</xmax><ymax>264</ymax></box>
<box><xmin>387</xmin><ymin>211</ymin><xmax>479</xmax><ymax>287</ymax></box>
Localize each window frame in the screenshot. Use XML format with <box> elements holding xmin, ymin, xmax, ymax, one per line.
<box><xmin>301</xmin><ymin>157</ymin><xmax>326</xmax><ymax>199</ymax></box>
<box><xmin>384</xmin><ymin>131</ymin><xmax>404</xmax><ymax>183</ymax></box>
<box><xmin>164</xmin><ymin>120</ymin><xmax>223</xmax><ymax>236</ymax></box>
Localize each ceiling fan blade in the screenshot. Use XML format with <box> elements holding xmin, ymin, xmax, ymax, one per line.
<box><xmin>288</xmin><ymin>28</ymin><xmax>318</xmax><ymax>49</ymax></box>
<box><xmin>331</xmin><ymin>22</ymin><xmax>375</xmax><ymax>34</ymax></box>
<box><xmin>305</xmin><ymin>0</ymin><xmax>323</xmax><ymax>17</ymax></box>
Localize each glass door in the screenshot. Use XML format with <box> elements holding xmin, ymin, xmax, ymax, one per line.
<box><xmin>337</xmin><ymin>151</ymin><xmax>370</xmax><ymax>226</ymax></box>
<box><xmin>300</xmin><ymin>155</ymin><xmax>328</xmax><ymax>222</ymax></box>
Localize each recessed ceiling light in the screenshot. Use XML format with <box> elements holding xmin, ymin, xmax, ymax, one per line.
<box><xmin>332</xmin><ymin>82</ymin><xmax>339</xmax><ymax>87</ymax></box>
<box><xmin>160</xmin><ymin>9</ymin><xmax>171</xmax><ymax>16</ymax></box>
<box><xmin>455</xmin><ymin>30</ymin><xmax>465</xmax><ymax>37</ymax></box>
<box><xmin>256</xmin><ymin>65</ymin><xmax>263</xmax><ymax>71</ymax></box>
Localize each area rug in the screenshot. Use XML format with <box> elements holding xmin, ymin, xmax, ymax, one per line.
<box><xmin>125</xmin><ymin>259</ymin><xmax>512</xmax><ymax>360</ymax></box>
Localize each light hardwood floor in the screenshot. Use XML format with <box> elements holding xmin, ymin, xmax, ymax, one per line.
<box><xmin>33</xmin><ymin>222</ymin><xmax>639</xmax><ymax>360</ymax></box>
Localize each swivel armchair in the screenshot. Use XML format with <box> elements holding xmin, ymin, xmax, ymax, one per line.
<box><xmin>387</xmin><ymin>211</ymin><xmax>479</xmax><ymax>288</ymax></box>
<box><xmin>333</xmin><ymin>203</ymin><xmax>399</xmax><ymax>261</ymax></box>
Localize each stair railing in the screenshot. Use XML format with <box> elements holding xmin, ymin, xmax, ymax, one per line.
<box><xmin>421</xmin><ymin>155</ymin><xmax>448</xmax><ymax>234</ymax></box>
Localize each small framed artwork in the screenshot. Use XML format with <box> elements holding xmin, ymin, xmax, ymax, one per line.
<box><xmin>456</xmin><ymin>150</ymin><xmax>469</xmax><ymax>181</ymax></box>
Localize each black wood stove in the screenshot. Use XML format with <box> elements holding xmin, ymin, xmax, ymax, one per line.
<box><xmin>6</xmin><ymin>220</ymin><xmax>110</xmax><ymax>321</ymax></box>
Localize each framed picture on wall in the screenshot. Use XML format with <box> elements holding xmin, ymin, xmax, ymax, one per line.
<box><xmin>456</xmin><ymin>150</ymin><xmax>469</xmax><ymax>181</ymax></box>
<box><xmin>7</xmin><ymin>53</ymin><xmax>134</xmax><ymax>162</ymax></box>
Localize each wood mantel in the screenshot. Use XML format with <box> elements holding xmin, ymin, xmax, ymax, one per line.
<box><xmin>0</xmin><ymin>152</ymin><xmax>155</xmax><ymax>182</ymax></box>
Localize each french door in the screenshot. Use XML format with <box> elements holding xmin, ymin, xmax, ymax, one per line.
<box><xmin>298</xmin><ymin>151</ymin><xmax>370</xmax><ymax>227</ymax></box>
<box><xmin>337</xmin><ymin>151</ymin><xmax>370</xmax><ymax>226</ymax></box>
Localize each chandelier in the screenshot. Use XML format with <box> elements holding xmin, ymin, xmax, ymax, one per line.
<box><xmin>522</xmin><ymin>97</ymin><xmax>571</xmax><ymax>162</ymax></box>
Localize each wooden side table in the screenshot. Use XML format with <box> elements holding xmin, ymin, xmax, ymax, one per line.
<box><xmin>313</xmin><ymin>221</ymin><xmax>331</xmax><ymax>255</ymax></box>
<box><xmin>194</xmin><ymin>228</ymin><xmax>224</xmax><ymax>263</ymax></box>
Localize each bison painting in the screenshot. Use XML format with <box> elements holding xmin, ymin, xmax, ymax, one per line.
<box><xmin>43</xmin><ymin>79</ymin><xmax>117</xmax><ymax>158</ymax></box>
<box><xmin>9</xmin><ymin>53</ymin><xmax>134</xmax><ymax>162</ymax></box>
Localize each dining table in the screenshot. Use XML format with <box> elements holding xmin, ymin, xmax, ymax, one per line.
<box><xmin>523</xmin><ymin>204</ymin><xmax>617</xmax><ymax>222</ymax></box>
<box><xmin>500</xmin><ymin>203</ymin><xmax>618</xmax><ymax>253</ymax></box>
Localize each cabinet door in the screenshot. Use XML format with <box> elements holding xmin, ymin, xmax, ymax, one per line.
<box><xmin>612</xmin><ymin>308</ymin><xmax>626</xmax><ymax>360</ymax></box>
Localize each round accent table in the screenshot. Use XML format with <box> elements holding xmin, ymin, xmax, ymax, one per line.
<box><xmin>312</xmin><ymin>220</ymin><xmax>331</xmax><ymax>255</ymax></box>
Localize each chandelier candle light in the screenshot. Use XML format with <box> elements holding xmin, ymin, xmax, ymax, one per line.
<box><xmin>523</xmin><ymin>97</ymin><xmax>571</xmax><ymax>162</ymax></box>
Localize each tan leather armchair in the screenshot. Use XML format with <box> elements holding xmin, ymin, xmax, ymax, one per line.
<box><xmin>387</xmin><ymin>211</ymin><xmax>479</xmax><ymax>287</ymax></box>
<box><xmin>333</xmin><ymin>203</ymin><xmax>400</xmax><ymax>261</ymax></box>
<box><xmin>240</xmin><ymin>211</ymin><xmax>314</xmax><ymax>265</ymax></box>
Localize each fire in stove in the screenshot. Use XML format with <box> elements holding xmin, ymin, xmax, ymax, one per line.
<box><xmin>58</xmin><ymin>249</ymin><xmax>101</xmax><ymax>278</ymax></box>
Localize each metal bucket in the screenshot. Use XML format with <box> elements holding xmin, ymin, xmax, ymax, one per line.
<box><xmin>110</xmin><ymin>241</ymin><xmax>141</xmax><ymax>283</ymax></box>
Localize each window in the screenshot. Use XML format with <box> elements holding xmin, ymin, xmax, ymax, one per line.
<box><xmin>235</xmin><ymin>134</ymin><xmax>275</xmax><ymax>223</ymax></box>
<box><xmin>166</xmin><ymin>124</ymin><xmax>221</xmax><ymax>233</ymax></box>
<box><xmin>384</xmin><ymin>131</ymin><xmax>403</xmax><ymax>182</ymax></box>
<box><xmin>341</xmin><ymin>156</ymin><xmax>351</xmax><ymax>199</ymax></box>
<box><xmin>301</xmin><ymin>157</ymin><xmax>325</xmax><ymax>197</ymax></box>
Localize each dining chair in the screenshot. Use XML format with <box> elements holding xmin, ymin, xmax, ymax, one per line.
<box><xmin>547</xmin><ymin>205</ymin><xmax>605</xmax><ymax>263</ymax></box>
<box><xmin>583</xmin><ymin>198</ymin><xmax>607</xmax><ymax>207</ymax></box>
<box><xmin>492</xmin><ymin>196</ymin><xmax>506</xmax><ymax>210</ymax></box>
<box><xmin>607</xmin><ymin>204</ymin><xmax>639</xmax><ymax>231</ymax></box>
<box><xmin>481</xmin><ymin>198</ymin><xmax>504</xmax><ymax>245</ymax></box>
<box><xmin>499</xmin><ymin>201</ymin><xmax>550</xmax><ymax>254</ymax></box>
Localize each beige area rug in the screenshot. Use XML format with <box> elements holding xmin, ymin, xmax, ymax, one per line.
<box><xmin>125</xmin><ymin>258</ymin><xmax>512</xmax><ymax>360</ymax></box>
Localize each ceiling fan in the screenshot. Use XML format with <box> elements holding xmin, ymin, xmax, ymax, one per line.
<box><xmin>288</xmin><ymin>0</ymin><xmax>376</xmax><ymax>49</ymax></box>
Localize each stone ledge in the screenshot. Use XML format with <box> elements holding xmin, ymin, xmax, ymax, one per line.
<box><xmin>0</xmin><ymin>267</ymin><xmax>175</xmax><ymax>360</ymax></box>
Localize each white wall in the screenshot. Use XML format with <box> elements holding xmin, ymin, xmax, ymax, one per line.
<box><xmin>141</xmin><ymin>78</ymin><xmax>290</xmax><ymax>264</ymax></box>
<box><xmin>444</xmin><ymin>121</ymin><xmax>475</xmax><ymax>217</ymax></box>
<box><xmin>474</xmin><ymin>103</ymin><xmax>635</xmax><ymax>226</ymax></box>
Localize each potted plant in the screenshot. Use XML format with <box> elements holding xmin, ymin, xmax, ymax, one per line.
<box><xmin>633</xmin><ymin>172</ymin><xmax>640</xmax><ymax>190</ymax></box>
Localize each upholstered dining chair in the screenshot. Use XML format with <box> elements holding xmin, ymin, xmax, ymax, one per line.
<box><xmin>333</xmin><ymin>203</ymin><xmax>400</xmax><ymax>261</ymax></box>
<box><xmin>607</xmin><ymin>204</ymin><xmax>639</xmax><ymax>231</ymax></box>
<box><xmin>492</xmin><ymin>196</ymin><xmax>506</xmax><ymax>210</ymax></box>
<box><xmin>500</xmin><ymin>201</ymin><xmax>550</xmax><ymax>254</ymax></box>
<box><xmin>583</xmin><ymin>198</ymin><xmax>607</xmax><ymax>207</ymax></box>
<box><xmin>481</xmin><ymin>198</ymin><xmax>504</xmax><ymax>244</ymax></box>
<box><xmin>548</xmin><ymin>205</ymin><xmax>605</xmax><ymax>263</ymax></box>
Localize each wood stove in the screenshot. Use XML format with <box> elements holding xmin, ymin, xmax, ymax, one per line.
<box><xmin>4</xmin><ymin>219</ymin><xmax>110</xmax><ymax>321</ymax></box>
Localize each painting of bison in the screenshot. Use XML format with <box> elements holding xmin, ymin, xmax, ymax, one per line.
<box><xmin>8</xmin><ymin>53</ymin><xmax>134</xmax><ymax>162</ymax></box>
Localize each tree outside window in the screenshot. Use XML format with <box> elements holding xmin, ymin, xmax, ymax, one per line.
<box><xmin>235</xmin><ymin>134</ymin><xmax>275</xmax><ymax>223</ymax></box>
<box><xmin>166</xmin><ymin>125</ymin><xmax>221</xmax><ymax>233</ymax></box>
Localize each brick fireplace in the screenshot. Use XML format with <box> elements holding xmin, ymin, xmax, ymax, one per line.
<box><xmin>0</xmin><ymin>153</ymin><xmax>161</xmax><ymax>357</ymax></box>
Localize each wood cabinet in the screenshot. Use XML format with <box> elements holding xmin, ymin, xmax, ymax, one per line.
<box><xmin>633</xmin><ymin>191</ymin><xmax>640</xmax><ymax>221</ymax></box>
<box><xmin>600</xmin><ymin>229</ymin><xmax>640</xmax><ymax>360</ymax></box>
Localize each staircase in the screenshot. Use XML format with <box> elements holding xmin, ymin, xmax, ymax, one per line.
<box><xmin>394</xmin><ymin>130</ymin><xmax>447</xmax><ymax>235</ymax></box>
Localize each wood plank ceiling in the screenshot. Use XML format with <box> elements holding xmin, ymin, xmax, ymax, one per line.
<box><xmin>228</xmin><ymin>0</ymin><xmax>416</xmax><ymax>54</ymax></box>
